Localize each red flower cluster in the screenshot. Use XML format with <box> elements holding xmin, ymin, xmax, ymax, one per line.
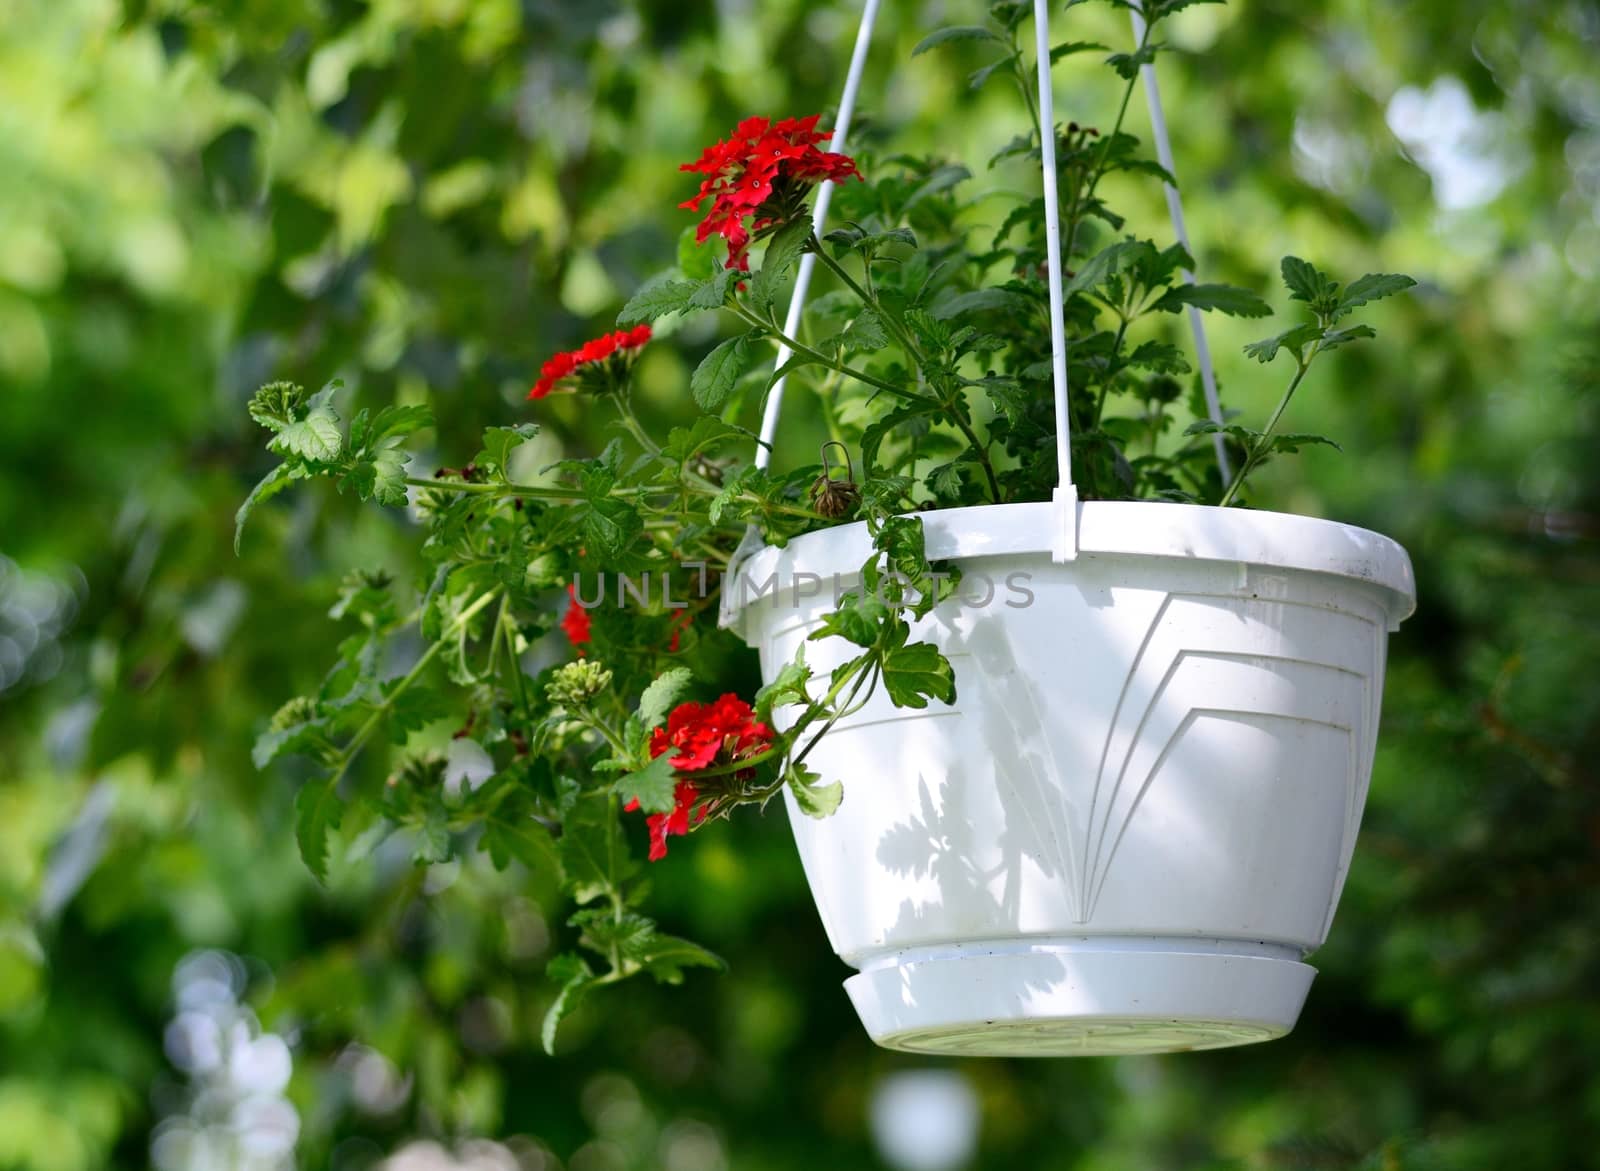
<box><xmin>628</xmin><ymin>694</ymin><xmax>774</xmax><ymax>860</ymax></box>
<box><xmin>561</xmin><ymin>582</ymin><xmax>591</xmax><ymax>650</ymax></box>
<box><xmin>680</xmin><ymin>115</ymin><xmax>860</xmax><ymax>270</ymax></box>
<box><xmin>529</xmin><ymin>325</ymin><xmax>652</xmax><ymax>399</ymax></box>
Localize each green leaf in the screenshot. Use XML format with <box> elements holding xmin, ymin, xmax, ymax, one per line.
<box><xmin>1268</xmin><ymin>432</ymin><xmax>1343</xmax><ymax>454</ymax></box>
<box><xmin>1106</xmin><ymin>43</ymin><xmax>1159</xmax><ymax>79</ymax></box>
<box><xmin>637</xmin><ymin>666</ymin><xmax>694</xmax><ymax>730</ymax></box>
<box><xmin>904</xmin><ymin>164</ymin><xmax>972</xmax><ymax>210</ymax></box>
<box><xmin>618</xmin><ymin>278</ymin><xmax>699</xmax><ymax>326</ymax></box>
<box><xmin>932</xmin><ymin>287</ymin><xmax>1035</xmax><ymax>319</ymax></box>
<box><xmin>690</xmin><ymin>334</ymin><xmax>755</xmax><ymax>410</ymax></box>
<box><xmin>367</xmin><ymin>403</ymin><xmax>434</xmax><ymax>443</ymax></box>
<box><xmin>678</xmin><ymin>224</ymin><xmax>719</xmax><ymax>281</ymax></box>
<box><xmin>581</xmin><ymin>498</ymin><xmax>643</xmax><ymax>559</ymax></box>
<box><xmin>1151</xmin><ymin>283</ymin><xmax>1273</xmax><ymax>318</ymax></box>
<box><xmin>1338</xmin><ymin>273</ymin><xmax>1416</xmax><ymax>312</ymax></box>
<box><xmin>541</xmin><ymin>953</ymin><xmax>595</xmax><ymax>1055</ymax></box>
<box><xmin>911</xmin><ymin>25</ymin><xmax>1003</xmax><ymax>55</ymax></box>
<box><xmin>787</xmin><ymin>762</ymin><xmax>844</xmax><ymax>819</ymax></box>
<box><xmin>808</xmin><ymin>590</ymin><xmax>890</xmax><ymax>648</ymax></box>
<box><xmin>759</xmin><ymin>218</ymin><xmax>813</xmax><ymax>277</ymax></box>
<box><xmin>1051</xmin><ymin>40</ymin><xmax>1109</xmax><ymax>61</ymax></box>
<box><xmin>1318</xmin><ymin>323</ymin><xmax>1378</xmax><ymax>351</ymax></box>
<box><xmin>616</xmin><ymin>753</ymin><xmax>677</xmax><ymax>815</ymax></box>
<box><xmin>631</xmin><ymin>933</ymin><xmax>727</xmax><ymax>983</ymax></box>
<box><xmin>839</xmin><ymin>309</ymin><xmax>890</xmax><ymax>352</ymax></box>
<box><xmin>558</xmin><ymin>796</ymin><xmax>635</xmax><ymax>904</ymax></box>
<box><xmin>482</xmin><ymin>814</ymin><xmax>559</xmax><ymax>875</ymax></box>
<box><xmin>688</xmin><ymin>268</ymin><xmax>738</xmax><ymax>310</ymax></box>
<box><xmin>661</xmin><ymin>416</ymin><xmax>744</xmax><ymax>464</ymax></box>
<box><xmin>1243</xmin><ymin>323</ymin><xmax>1323</xmax><ymax>363</ymax></box>
<box><xmin>344</xmin><ymin>442</ymin><xmax>409</xmax><ymax>506</ymax></box>
<box><xmin>271</xmin><ymin>404</ymin><xmax>342</xmax><ymax>462</ymax></box>
<box><xmin>1127</xmin><ymin>341</ymin><xmax>1192</xmax><ymax>374</ymax></box>
<box><xmin>480</xmin><ymin>423</ymin><xmax>538</xmax><ymax>474</ymax></box>
<box><xmin>234</xmin><ymin>463</ymin><xmax>300</xmax><ymax>554</ymax></box>
<box><xmin>755</xmin><ymin>653</ymin><xmax>811</xmax><ymax>722</ymax></box>
<box><xmin>1280</xmin><ymin>255</ymin><xmax>1339</xmax><ymax>309</ymax></box>
<box><xmin>295</xmin><ymin>778</ymin><xmax>344</xmax><ymax>884</ymax></box>
<box><xmin>881</xmin><ymin>641</ymin><xmax>957</xmax><ymax>709</ymax></box>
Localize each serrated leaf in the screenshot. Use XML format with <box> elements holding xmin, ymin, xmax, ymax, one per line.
<box><xmin>1051</xmin><ymin>39</ymin><xmax>1109</xmax><ymax>61</ymax></box>
<box><xmin>481</xmin><ymin>423</ymin><xmax>538</xmax><ymax>473</ymax></box>
<box><xmin>295</xmin><ymin>779</ymin><xmax>344</xmax><ymax>884</ymax></box>
<box><xmin>911</xmin><ymin>25</ymin><xmax>1003</xmax><ymax>55</ymax></box>
<box><xmin>1280</xmin><ymin>255</ymin><xmax>1338</xmax><ymax>308</ymax></box>
<box><xmin>368</xmin><ymin>403</ymin><xmax>434</xmax><ymax>443</ymax></box>
<box><xmin>904</xmin><ymin>164</ymin><xmax>971</xmax><ymax>209</ymax></box>
<box><xmin>1338</xmin><ymin>273</ymin><xmax>1416</xmax><ymax>311</ymax></box>
<box><xmin>808</xmin><ymin>591</ymin><xmax>889</xmax><ymax>648</ymax></box>
<box><xmin>1243</xmin><ymin>323</ymin><xmax>1323</xmax><ymax>364</ymax></box>
<box><xmin>1318</xmin><ymin>323</ymin><xmax>1378</xmax><ymax>351</ymax></box>
<box><xmin>755</xmin><ymin>653</ymin><xmax>811</xmax><ymax>722</ymax></box>
<box><xmin>633</xmin><ymin>933</ymin><xmax>726</xmax><ymax>983</ymax></box>
<box><xmin>1127</xmin><ymin>341</ymin><xmax>1192</xmax><ymax>374</ymax></box>
<box><xmin>272</xmin><ymin>406</ymin><xmax>342</xmax><ymax>462</ymax></box>
<box><xmin>678</xmin><ymin>224</ymin><xmax>719</xmax><ymax>281</ymax></box>
<box><xmin>1151</xmin><ymin>283</ymin><xmax>1273</xmax><ymax>318</ymax></box>
<box><xmin>482</xmin><ymin>814</ymin><xmax>559</xmax><ymax>875</ymax></box>
<box><xmin>752</xmin><ymin>218</ymin><xmax>812</xmax><ymax>305</ymax></box>
<box><xmin>932</xmin><ymin>287</ymin><xmax>1034</xmax><ymax>319</ymax></box>
<box><xmin>787</xmin><ymin>762</ymin><xmax>844</xmax><ymax>819</ymax></box>
<box><xmin>618</xmin><ymin>279</ymin><xmax>699</xmax><ymax>326</ymax></box>
<box><xmin>688</xmin><ymin>269</ymin><xmax>738</xmax><ymax>310</ymax></box>
<box><xmin>637</xmin><ymin>666</ymin><xmax>694</xmax><ymax>730</ymax></box>
<box><xmin>541</xmin><ymin>953</ymin><xmax>595</xmax><ymax>1055</ymax></box>
<box><xmin>558</xmin><ymin>796</ymin><xmax>635</xmax><ymax>904</ymax></box>
<box><xmin>1106</xmin><ymin>43</ymin><xmax>1159</xmax><ymax>79</ymax></box>
<box><xmin>235</xmin><ymin>463</ymin><xmax>300</xmax><ymax>554</ymax></box>
<box><xmin>1268</xmin><ymin>432</ymin><xmax>1343</xmax><ymax>454</ymax></box>
<box><xmin>881</xmin><ymin>642</ymin><xmax>957</xmax><ymax>709</ymax></box>
<box><xmin>581</xmin><ymin>498</ymin><xmax>642</xmax><ymax>559</ymax></box>
<box><xmin>616</xmin><ymin>753</ymin><xmax>677</xmax><ymax>815</ymax></box>
<box><xmin>839</xmin><ymin>309</ymin><xmax>890</xmax><ymax>351</ymax></box>
<box><xmin>690</xmin><ymin>334</ymin><xmax>755</xmax><ymax>410</ymax></box>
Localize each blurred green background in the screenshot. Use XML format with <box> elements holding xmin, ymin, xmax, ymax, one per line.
<box><xmin>2</xmin><ymin>0</ymin><xmax>1597</xmax><ymax>1168</ymax></box>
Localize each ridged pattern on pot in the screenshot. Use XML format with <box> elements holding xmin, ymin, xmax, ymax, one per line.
<box><xmin>754</xmin><ymin>551</ymin><xmax>1393</xmax><ymax>966</ymax></box>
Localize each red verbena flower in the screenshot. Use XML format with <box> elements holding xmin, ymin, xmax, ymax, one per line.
<box><xmin>624</xmin><ymin>694</ymin><xmax>774</xmax><ymax>860</ymax></box>
<box><xmin>648</xmin><ymin>693</ymin><xmax>773</xmax><ymax>771</ymax></box>
<box><xmin>680</xmin><ymin>114</ymin><xmax>860</xmax><ymax>270</ymax></box>
<box><xmin>529</xmin><ymin>324</ymin><xmax>652</xmax><ymax>399</ymax></box>
<box><xmin>561</xmin><ymin>582</ymin><xmax>592</xmax><ymax>650</ymax></box>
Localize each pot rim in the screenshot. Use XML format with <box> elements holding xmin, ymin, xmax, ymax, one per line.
<box><xmin>725</xmin><ymin>499</ymin><xmax>1416</xmax><ymax>629</ymax></box>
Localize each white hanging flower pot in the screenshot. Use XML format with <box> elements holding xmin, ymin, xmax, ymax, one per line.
<box><xmin>727</xmin><ymin>500</ymin><xmax>1415</xmax><ymax>1056</ymax></box>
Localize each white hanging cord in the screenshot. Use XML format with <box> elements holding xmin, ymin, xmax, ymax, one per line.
<box><xmin>722</xmin><ymin>0</ymin><xmax>881</xmax><ymax>629</ymax></box>
<box><xmin>754</xmin><ymin>0</ymin><xmax>883</xmax><ymax>471</ymax></box>
<box><xmin>1035</xmin><ymin>0</ymin><xmax>1079</xmax><ymax>562</ymax></box>
<box><xmin>1129</xmin><ymin>3</ymin><xmax>1231</xmax><ymax>480</ymax></box>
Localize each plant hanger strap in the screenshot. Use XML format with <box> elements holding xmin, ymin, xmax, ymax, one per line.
<box><xmin>1127</xmin><ymin>2</ymin><xmax>1233</xmax><ymax>481</ymax></box>
<box><xmin>753</xmin><ymin>0</ymin><xmax>882</xmax><ymax>473</ymax></box>
<box><xmin>1034</xmin><ymin>0</ymin><xmax>1078</xmax><ymax>562</ymax></box>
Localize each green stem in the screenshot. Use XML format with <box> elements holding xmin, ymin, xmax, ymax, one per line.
<box><xmin>406</xmin><ymin>477</ymin><xmax>637</xmax><ymax>501</ymax></box>
<box><xmin>613</xmin><ymin>393</ymin><xmax>662</xmax><ymax>457</ymax></box>
<box><xmin>499</xmin><ymin>601</ymin><xmax>530</xmax><ymax>720</ymax></box>
<box><xmin>808</xmin><ymin>234</ymin><xmax>925</xmax><ymax>365</ymax></box>
<box><xmin>1217</xmin><ymin>345</ymin><xmax>1319</xmax><ymax>508</ymax></box>
<box><xmin>728</xmin><ymin>304</ymin><xmax>923</xmax><ymax>405</ymax></box>
<box><xmin>328</xmin><ymin>589</ymin><xmax>501</xmax><ymax>786</ymax></box>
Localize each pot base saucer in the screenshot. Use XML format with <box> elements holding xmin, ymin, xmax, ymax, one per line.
<box><xmin>843</xmin><ymin>938</ymin><xmax>1315</xmax><ymax>1057</ymax></box>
